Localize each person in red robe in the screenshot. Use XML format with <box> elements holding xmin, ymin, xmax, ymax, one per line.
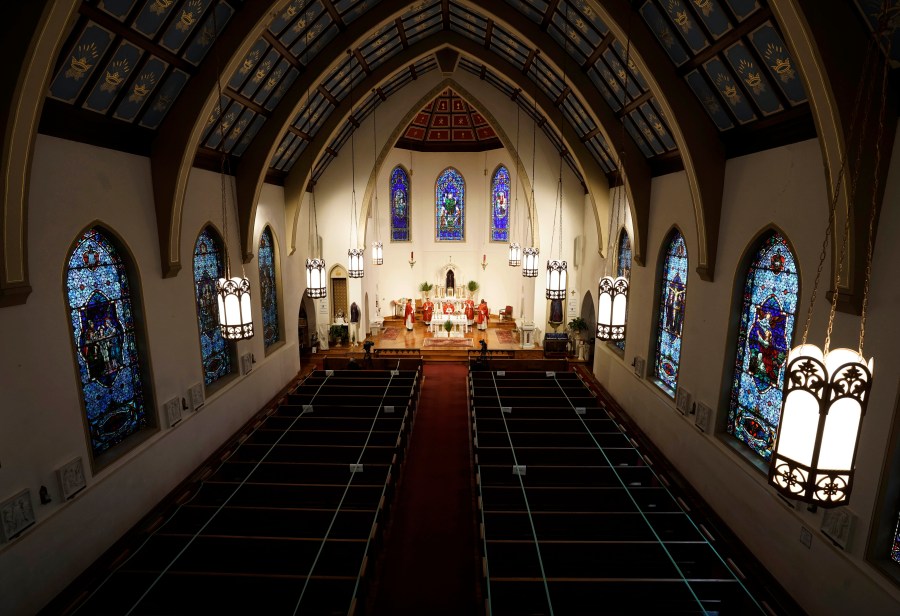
<box><xmin>476</xmin><ymin>299</ymin><xmax>489</xmax><ymax>331</ymax></box>
<box><xmin>404</xmin><ymin>299</ymin><xmax>414</xmax><ymax>331</ymax></box>
<box><xmin>443</xmin><ymin>300</ymin><xmax>454</xmax><ymax>315</ymax></box>
<box><xmin>465</xmin><ymin>298</ymin><xmax>475</xmax><ymax>325</ymax></box>
<box><xmin>422</xmin><ymin>297</ymin><xmax>434</xmax><ymax>325</ymax></box>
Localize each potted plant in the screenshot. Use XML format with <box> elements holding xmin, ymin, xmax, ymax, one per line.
<box><xmin>440</xmin><ymin>319</ymin><xmax>453</xmax><ymax>338</ymax></box>
<box><xmin>567</xmin><ymin>316</ymin><xmax>588</xmax><ymax>340</ymax></box>
<box><xmin>419</xmin><ymin>281</ymin><xmax>433</xmax><ymax>300</ymax></box>
<box><xmin>329</xmin><ymin>324</ymin><xmax>345</xmax><ymax>348</ymax></box>
<box><xmin>467</xmin><ymin>280</ymin><xmax>479</xmax><ymax>298</ymax></box>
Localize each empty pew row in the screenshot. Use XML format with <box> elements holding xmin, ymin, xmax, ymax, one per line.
<box><xmin>75</xmin><ymin>368</ymin><xmax>421</xmax><ymax>615</ymax></box>
<box><xmin>470</xmin><ymin>369</ymin><xmax>768</xmax><ymax>615</ymax></box>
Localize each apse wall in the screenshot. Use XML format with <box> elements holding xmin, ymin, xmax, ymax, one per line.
<box><xmin>307</xmin><ymin>67</ymin><xmax>588</xmax><ymax>336</ymax></box>
<box><xmin>592</xmin><ymin>136</ymin><xmax>900</xmax><ymax>614</ymax></box>
<box><xmin>0</xmin><ymin>135</ymin><xmax>300</xmax><ymax>615</ymax></box>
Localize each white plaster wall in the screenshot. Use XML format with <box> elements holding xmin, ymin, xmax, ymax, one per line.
<box><xmin>309</xmin><ymin>69</ymin><xmax>587</xmax><ymax>334</ymax></box>
<box><xmin>592</xmin><ymin>136</ymin><xmax>900</xmax><ymax>615</ymax></box>
<box><xmin>0</xmin><ymin>136</ymin><xmax>299</xmax><ymax>615</ymax></box>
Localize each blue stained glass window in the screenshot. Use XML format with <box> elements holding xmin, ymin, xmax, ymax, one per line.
<box><xmin>728</xmin><ymin>232</ymin><xmax>799</xmax><ymax>460</ymax></box>
<box><xmin>259</xmin><ymin>226</ymin><xmax>280</xmax><ymax>349</ymax></box>
<box><xmin>654</xmin><ymin>230</ymin><xmax>688</xmax><ymax>396</ymax></box>
<box><xmin>390</xmin><ymin>166</ymin><xmax>410</xmax><ymax>241</ymax></box>
<box><xmin>614</xmin><ymin>230</ymin><xmax>632</xmax><ymax>352</ymax></box>
<box><xmin>435</xmin><ymin>167</ymin><xmax>465</xmax><ymax>241</ymax></box>
<box><xmin>892</xmin><ymin>516</ymin><xmax>900</xmax><ymax>565</ymax></box>
<box><xmin>490</xmin><ymin>165</ymin><xmax>510</xmax><ymax>242</ymax></box>
<box><xmin>65</xmin><ymin>228</ymin><xmax>151</xmax><ymax>458</ymax></box>
<box><xmin>193</xmin><ymin>227</ymin><xmax>232</xmax><ymax>386</ymax></box>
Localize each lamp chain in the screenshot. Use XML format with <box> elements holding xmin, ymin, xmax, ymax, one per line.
<box><xmin>372</xmin><ymin>89</ymin><xmax>379</xmax><ymax>244</ymax></box>
<box><xmin>210</xmin><ymin>5</ymin><xmax>231</xmax><ymax>279</ymax></box>
<box><xmin>824</xmin><ymin>28</ymin><xmax>881</xmax><ymax>354</ymax></box>
<box><xmin>860</xmin><ymin>16</ymin><xmax>893</xmax><ymax>355</ymax></box>
<box><xmin>801</xmin><ymin>33</ymin><xmax>877</xmax><ymax>346</ymax></box>
<box><xmin>530</xmin><ymin>86</ymin><xmax>537</xmax><ymax>247</ymax></box>
<box><xmin>349</xmin><ymin>51</ymin><xmax>358</xmax><ymax>249</ymax></box>
<box><xmin>513</xmin><ymin>94</ymin><xmax>520</xmax><ymax>243</ymax></box>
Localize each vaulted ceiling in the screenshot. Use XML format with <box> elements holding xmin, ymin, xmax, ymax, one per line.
<box><xmin>2</xmin><ymin>0</ymin><xmax>893</xmax><ymax>310</ymax></box>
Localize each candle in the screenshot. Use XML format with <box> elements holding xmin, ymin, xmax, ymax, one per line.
<box><xmin>410</xmin><ymin>251</ymin><xmax>414</xmax><ymax>260</ymax></box>
<box><xmin>483</xmin><ymin>254</ymin><xmax>486</xmax><ymax>262</ymax></box>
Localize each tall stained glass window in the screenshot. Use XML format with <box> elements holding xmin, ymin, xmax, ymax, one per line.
<box><xmin>65</xmin><ymin>227</ymin><xmax>153</xmax><ymax>459</ymax></box>
<box><xmin>490</xmin><ymin>165</ymin><xmax>510</xmax><ymax>242</ymax></box>
<box><xmin>614</xmin><ymin>230</ymin><xmax>632</xmax><ymax>352</ymax></box>
<box><xmin>435</xmin><ymin>167</ymin><xmax>465</xmax><ymax>241</ymax></box>
<box><xmin>893</xmin><ymin>517</ymin><xmax>900</xmax><ymax>565</ymax></box>
<box><xmin>390</xmin><ymin>166</ymin><xmax>410</xmax><ymax>241</ymax></box>
<box><xmin>259</xmin><ymin>226</ymin><xmax>280</xmax><ymax>349</ymax></box>
<box><xmin>193</xmin><ymin>226</ymin><xmax>232</xmax><ymax>386</ymax></box>
<box><xmin>728</xmin><ymin>232</ymin><xmax>799</xmax><ymax>460</ymax></box>
<box><xmin>653</xmin><ymin>230</ymin><xmax>688</xmax><ymax>396</ymax></box>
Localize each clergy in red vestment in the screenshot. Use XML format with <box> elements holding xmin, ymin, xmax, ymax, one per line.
<box><xmin>443</xmin><ymin>300</ymin><xmax>454</xmax><ymax>315</ymax></box>
<box><xmin>422</xmin><ymin>297</ymin><xmax>434</xmax><ymax>325</ymax></box>
<box><xmin>404</xmin><ymin>299</ymin><xmax>415</xmax><ymax>331</ymax></box>
<box><xmin>476</xmin><ymin>299</ymin><xmax>489</xmax><ymax>331</ymax></box>
<box><xmin>465</xmin><ymin>298</ymin><xmax>475</xmax><ymax>325</ymax></box>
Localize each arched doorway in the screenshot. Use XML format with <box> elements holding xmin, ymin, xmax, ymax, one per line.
<box><xmin>299</xmin><ymin>290</ymin><xmax>317</xmax><ymax>356</ymax></box>
<box><xmin>581</xmin><ymin>291</ymin><xmax>596</xmax><ymax>363</ymax></box>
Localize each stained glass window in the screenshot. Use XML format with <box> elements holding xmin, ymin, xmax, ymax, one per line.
<box><xmin>193</xmin><ymin>226</ymin><xmax>232</xmax><ymax>386</ymax></box>
<box><xmin>614</xmin><ymin>230</ymin><xmax>632</xmax><ymax>352</ymax></box>
<box><xmin>65</xmin><ymin>227</ymin><xmax>152</xmax><ymax>458</ymax></box>
<box><xmin>390</xmin><ymin>166</ymin><xmax>410</xmax><ymax>242</ymax></box>
<box><xmin>435</xmin><ymin>167</ymin><xmax>465</xmax><ymax>241</ymax></box>
<box><xmin>653</xmin><ymin>230</ymin><xmax>688</xmax><ymax>397</ymax></box>
<box><xmin>490</xmin><ymin>165</ymin><xmax>510</xmax><ymax>242</ymax></box>
<box><xmin>892</xmin><ymin>516</ymin><xmax>900</xmax><ymax>565</ymax></box>
<box><xmin>728</xmin><ymin>232</ymin><xmax>799</xmax><ymax>460</ymax></box>
<box><xmin>259</xmin><ymin>226</ymin><xmax>280</xmax><ymax>349</ymax></box>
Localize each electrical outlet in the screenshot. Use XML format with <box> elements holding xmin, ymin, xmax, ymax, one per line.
<box><xmin>189</xmin><ymin>383</ymin><xmax>204</xmax><ymax>411</ymax></box>
<box><xmin>164</xmin><ymin>397</ymin><xmax>182</xmax><ymax>427</ymax></box>
<box><xmin>799</xmin><ymin>526</ymin><xmax>812</xmax><ymax>548</ymax></box>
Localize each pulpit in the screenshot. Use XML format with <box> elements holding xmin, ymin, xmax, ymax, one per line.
<box><xmin>517</xmin><ymin>319</ymin><xmax>535</xmax><ymax>349</ymax></box>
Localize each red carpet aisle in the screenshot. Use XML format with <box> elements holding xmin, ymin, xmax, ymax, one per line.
<box><xmin>370</xmin><ymin>364</ymin><xmax>478</xmax><ymax>615</ymax></box>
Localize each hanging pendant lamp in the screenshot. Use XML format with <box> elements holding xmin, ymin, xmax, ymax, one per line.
<box><xmin>523</xmin><ymin>88</ymin><xmax>538</xmax><ymax>278</ymax></box>
<box><xmin>347</xmin><ymin>54</ymin><xmax>363</xmax><ymax>279</ymax></box>
<box><xmin>209</xmin><ymin>7</ymin><xmax>252</xmax><ymax>340</ymax></box>
<box><xmin>768</xmin><ymin>19</ymin><xmax>888</xmax><ymax>507</ymax></box>
<box><xmin>546</xmin><ymin>13</ymin><xmax>568</xmax><ymax>301</ymax></box>
<box><xmin>371</xmin><ymin>89</ymin><xmax>384</xmax><ymax>266</ymax></box>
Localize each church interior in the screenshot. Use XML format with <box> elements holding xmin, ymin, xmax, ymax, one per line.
<box><xmin>4</xmin><ymin>0</ymin><xmax>900</xmax><ymax>614</ymax></box>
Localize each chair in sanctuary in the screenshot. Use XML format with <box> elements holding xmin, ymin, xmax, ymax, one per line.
<box><xmin>499</xmin><ymin>305</ymin><xmax>513</xmax><ymax>321</ymax></box>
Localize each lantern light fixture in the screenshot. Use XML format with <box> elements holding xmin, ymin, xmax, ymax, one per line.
<box><xmin>509</xmin><ymin>94</ymin><xmax>522</xmax><ymax>267</ymax></box>
<box><xmin>210</xmin><ymin>7</ymin><xmax>252</xmax><ymax>340</ymax></box>
<box><xmin>346</xmin><ymin>51</ymin><xmax>364</xmax><ymax>279</ymax></box>
<box><xmin>597</xmin><ymin>26</ymin><xmax>633</xmax><ymax>342</ymax></box>
<box><xmin>371</xmin><ymin>90</ymin><xmax>384</xmax><ymax>266</ymax></box>
<box><xmin>546</xmin><ymin>6</ymin><xmax>569</xmax><ymax>300</ymax></box>
<box><xmin>302</xmin><ymin>29</ymin><xmax>326</xmax><ymax>301</ymax></box>
<box><xmin>768</xmin><ymin>14</ymin><xmax>888</xmax><ymax>507</ymax></box>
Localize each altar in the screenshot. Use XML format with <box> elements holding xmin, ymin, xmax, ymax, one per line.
<box><xmin>430</xmin><ymin>313</ymin><xmax>469</xmax><ymax>334</ymax></box>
